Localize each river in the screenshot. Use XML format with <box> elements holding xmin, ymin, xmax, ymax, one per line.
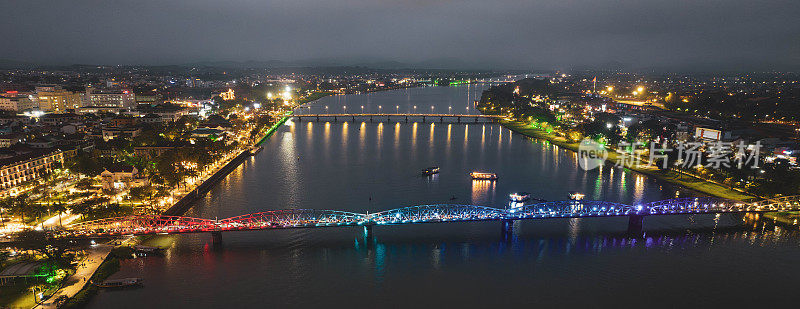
<box><xmin>87</xmin><ymin>85</ymin><xmax>800</xmax><ymax>308</ymax></box>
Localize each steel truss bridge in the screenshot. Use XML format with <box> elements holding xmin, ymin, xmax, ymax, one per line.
<box><xmin>66</xmin><ymin>196</ymin><xmax>800</xmax><ymax>240</ymax></box>
<box><xmin>292</xmin><ymin>114</ymin><xmax>505</xmax><ymax>123</ymax></box>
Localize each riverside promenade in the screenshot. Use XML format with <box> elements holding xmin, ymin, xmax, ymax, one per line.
<box><xmin>34</xmin><ymin>245</ymin><xmax>112</xmax><ymax>309</ymax></box>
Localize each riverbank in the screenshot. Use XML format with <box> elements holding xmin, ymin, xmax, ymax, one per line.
<box><xmin>256</xmin><ymin>114</ymin><xmax>291</xmax><ymax>146</ymax></box>
<box><xmin>58</xmin><ymin>249</ymin><xmax>122</xmax><ymax>309</ymax></box>
<box><xmin>166</xmin><ymin>112</ymin><xmax>293</xmax><ymax>216</ymax></box>
<box><xmin>49</xmin><ymin>113</ymin><xmax>294</xmax><ymax>307</ymax></box>
<box><xmin>501</xmin><ymin>120</ymin><xmax>756</xmax><ymax>201</ymax></box>
<box><xmin>33</xmin><ymin>245</ymin><xmax>112</xmax><ymax>309</ymax></box>
<box><xmin>763</xmin><ymin>211</ymin><xmax>800</xmax><ymax>225</ymax></box>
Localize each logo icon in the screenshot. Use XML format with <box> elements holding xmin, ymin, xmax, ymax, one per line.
<box><xmin>578</xmin><ymin>138</ymin><xmax>607</xmax><ymax>170</ymax></box>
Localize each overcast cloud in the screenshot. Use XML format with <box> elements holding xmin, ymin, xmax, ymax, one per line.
<box><xmin>1</xmin><ymin>0</ymin><xmax>798</xmax><ymax>70</ymax></box>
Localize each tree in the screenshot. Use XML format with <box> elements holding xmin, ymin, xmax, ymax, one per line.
<box><xmin>73</xmin><ymin>152</ymin><xmax>103</xmax><ymax>176</ymax></box>
<box><xmin>0</xmin><ymin>198</ymin><xmax>12</xmax><ymax>228</ymax></box>
<box><xmin>50</xmin><ymin>202</ymin><xmax>67</xmax><ymax>228</ymax></box>
<box><xmin>14</xmin><ymin>230</ymin><xmax>75</xmax><ymax>261</ymax></box>
<box><xmin>29</xmin><ymin>203</ymin><xmax>47</xmax><ymax>229</ymax></box>
<box><xmin>108</xmin><ymin>202</ymin><xmax>123</xmax><ymax>217</ymax></box>
<box><xmin>75</xmin><ymin>177</ymin><xmax>95</xmax><ymax>191</ymax></box>
<box><xmin>13</xmin><ymin>193</ymin><xmax>31</xmax><ymax>225</ymax></box>
<box><xmin>68</xmin><ymin>201</ymin><xmax>92</xmax><ymax>220</ymax></box>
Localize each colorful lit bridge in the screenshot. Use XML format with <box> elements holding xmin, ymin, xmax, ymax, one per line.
<box><xmin>66</xmin><ymin>196</ymin><xmax>800</xmax><ymax>242</ymax></box>
<box><xmin>292</xmin><ymin>114</ymin><xmax>505</xmax><ymax>123</ymax></box>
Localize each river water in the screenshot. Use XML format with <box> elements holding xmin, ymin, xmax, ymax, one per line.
<box><xmin>88</xmin><ymin>85</ymin><xmax>800</xmax><ymax>308</ymax></box>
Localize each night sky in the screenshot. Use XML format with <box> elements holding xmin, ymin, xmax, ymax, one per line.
<box><xmin>2</xmin><ymin>0</ymin><xmax>798</xmax><ymax>70</ymax></box>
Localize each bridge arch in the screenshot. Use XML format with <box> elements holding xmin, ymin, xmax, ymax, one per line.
<box><xmin>749</xmin><ymin>195</ymin><xmax>800</xmax><ymax>211</ymax></box>
<box><xmin>68</xmin><ymin>215</ymin><xmax>217</xmax><ymax>236</ymax></box>
<box><xmin>218</xmin><ymin>209</ymin><xmax>368</xmax><ymax>230</ymax></box>
<box><xmin>509</xmin><ymin>200</ymin><xmax>633</xmax><ymax>218</ymax></box>
<box><xmin>368</xmin><ymin>204</ymin><xmax>506</xmax><ymax>224</ymax></box>
<box><xmin>639</xmin><ymin>197</ymin><xmax>743</xmax><ymax>214</ymax></box>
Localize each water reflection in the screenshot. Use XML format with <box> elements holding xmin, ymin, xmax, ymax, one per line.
<box><xmin>470</xmin><ymin>180</ymin><xmax>496</xmax><ymax>205</ymax></box>
<box><xmin>87</xmin><ymin>85</ymin><xmax>800</xmax><ymax>309</ymax></box>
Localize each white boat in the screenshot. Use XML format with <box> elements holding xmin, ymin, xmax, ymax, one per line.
<box><xmin>509</xmin><ymin>192</ymin><xmax>530</xmax><ymax>202</ymax></box>
<box><xmin>470</xmin><ymin>172</ymin><xmax>498</xmax><ymax>180</ymax></box>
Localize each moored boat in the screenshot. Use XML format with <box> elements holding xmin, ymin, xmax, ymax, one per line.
<box><xmin>133</xmin><ymin>245</ymin><xmax>163</xmax><ymax>253</ymax></box>
<box><xmin>94</xmin><ymin>277</ymin><xmax>143</xmax><ymax>288</ymax></box>
<box><xmin>250</xmin><ymin>146</ymin><xmax>263</xmax><ymax>155</ymax></box>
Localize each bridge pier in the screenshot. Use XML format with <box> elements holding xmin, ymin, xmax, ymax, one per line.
<box><xmin>405</xmin><ymin>116</ymin><xmax>408</xmax><ymax>122</ymax></box>
<box><xmin>457</xmin><ymin>116</ymin><xmax>461</xmax><ymax>123</ymax></box>
<box><xmin>211</xmin><ymin>231</ymin><xmax>223</xmax><ymax>246</ymax></box>
<box><xmin>440</xmin><ymin>116</ymin><xmax>444</xmax><ymax>122</ymax></box>
<box><xmin>363</xmin><ymin>225</ymin><xmax>373</xmax><ymax>239</ymax></box>
<box><xmin>422</xmin><ymin>116</ymin><xmax>426</xmax><ymax>123</ymax></box>
<box><xmin>501</xmin><ymin>219</ymin><xmax>514</xmax><ymax>240</ymax></box>
<box><xmin>627</xmin><ymin>215</ymin><xmax>644</xmax><ymax>234</ymax></box>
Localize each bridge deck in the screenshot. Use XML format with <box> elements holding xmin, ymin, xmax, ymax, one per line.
<box><xmin>65</xmin><ymin>197</ymin><xmax>800</xmax><ymax>237</ymax></box>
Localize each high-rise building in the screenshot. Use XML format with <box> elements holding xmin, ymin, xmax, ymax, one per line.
<box><xmin>0</xmin><ymin>91</ymin><xmax>38</xmax><ymax>112</ymax></box>
<box><xmin>36</xmin><ymin>85</ymin><xmax>81</xmax><ymax>112</ymax></box>
<box><xmin>84</xmin><ymin>86</ymin><xmax>136</xmax><ymax>109</ymax></box>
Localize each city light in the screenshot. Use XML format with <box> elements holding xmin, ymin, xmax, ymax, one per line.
<box><xmin>1</xmin><ymin>2</ymin><xmax>796</xmax><ymax>307</ymax></box>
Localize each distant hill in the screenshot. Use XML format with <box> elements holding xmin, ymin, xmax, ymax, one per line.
<box><xmin>0</xmin><ymin>59</ymin><xmax>37</xmax><ymax>69</ymax></box>
<box><xmin>180</xmin><ymin>57</ymin><xmax>500</xmax><ymax>71</ymax></box>
<box><xmin>182</xmin><ymin>60</ymin><xmax>288</xmax><ymax>69</ymax></box>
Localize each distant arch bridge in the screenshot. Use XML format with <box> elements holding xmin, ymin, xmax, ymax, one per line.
<box><xmin>292</xmin><ymin>113</ymin><xmax>505</xmax><ymax>123</ymax></box>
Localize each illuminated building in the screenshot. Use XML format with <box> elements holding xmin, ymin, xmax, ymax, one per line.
<box><xmin>0</xmin><ymin>92</ymin><xmax>38</xmax><ymax>112</ymax></box>
<box><xmin>84</xmin><ymin>86</ymin><xmax>136</xmax><ymax>109</ymax></box>
<box><xmin>35</xmin><ymin>85</ymin><xmax>81</xmax><ymax>112</ymax></box>
<box><xmin>100</xmin><ymin>164</ymin><xmax>146</xmax><ymax>191</ymax></box>
<box><xmin>219</xmin><ymin>88</ymin><xmax>235</xmax><ymax>100</ymax></box>
<box><xmin>0</xmin><ymin>149</ymin><xmax>65</xmax><ymax>196</ymax></box>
